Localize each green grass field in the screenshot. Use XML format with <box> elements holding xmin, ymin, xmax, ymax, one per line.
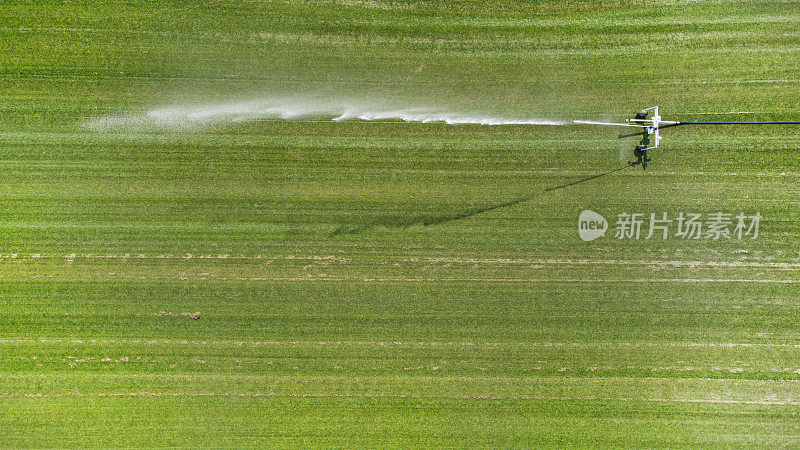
<box><xmin>2</xmin><ymin>0</ymin><xmax>800</xmax><ymax>446</ymax></box>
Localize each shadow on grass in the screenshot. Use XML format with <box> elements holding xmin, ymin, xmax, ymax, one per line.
<box><xmin>329</xmin><ymin>165</ymin><xmax>628</xmax><ymax>236</ymax></box>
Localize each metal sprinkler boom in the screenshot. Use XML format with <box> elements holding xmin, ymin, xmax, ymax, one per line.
<box><xmin>575</xmin><ymin>107</ymin><xmax>800</xmax><ymax>170</ymax></box>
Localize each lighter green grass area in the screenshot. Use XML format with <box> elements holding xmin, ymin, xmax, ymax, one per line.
<box><xmin>1</xmin><ymin>0</ymin><xmax>800</xmax><ymax>447</ymax></box>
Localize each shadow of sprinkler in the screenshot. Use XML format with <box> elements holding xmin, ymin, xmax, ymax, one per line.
<box><xmin>329</xmin><ymin>165</ymin><xmax>629</xmax><ymax>236</ymax></box>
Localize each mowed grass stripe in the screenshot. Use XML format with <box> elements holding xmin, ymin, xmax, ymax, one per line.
<box><xmin>1</xmin><ymin>396</ymin><xmax>798</xmax><ymax>447</ymax></box>
<box><xmin>2</xmin><ymin>391</ymin><xmax>800</xmax><ymax>406</ymax></box>
<box><xmin>3</xmin><ymin>373</ymin><xmax>800</xmax><ymax>402</ymax></box>
<box><xmin>4</xmin><ymin>339</ymin><xmax>799</xmax><ymax>347</ymax></box>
